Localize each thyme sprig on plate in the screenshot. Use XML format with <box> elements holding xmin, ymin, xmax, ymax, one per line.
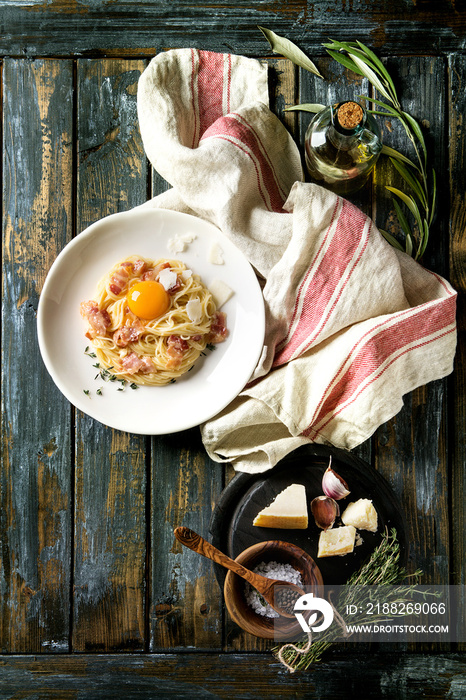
<box><xmin>275</xmin><ymin>528</ymin><xmax>423</xmax><ymax>672</ymax></box>
<box><xmin>258</xmin><ymin>27</ymin><xmax>436</xmax><ymax>260</ymax></box>
<box><xmin>84</xmin><ymin>346</ymin><xmax>139</xmax><ymax>394</ymax></box>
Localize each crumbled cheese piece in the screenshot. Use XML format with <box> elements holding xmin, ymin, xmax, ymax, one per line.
<box><xmin>208</xmin><ymin>242</ymin><xmax>224</xmax><ymax>265</ymax></box>
<box><xmin>158</xmin><ymin>268</ymin><xmax>178</xmax><ymax>291</ymax></box>
<box><xmin>341</xmin><ymin>499</ymin><xmax>378</xmax><ymax>532</ymax></box>
<box><xmin>167</xmin><ymin>233</ymin><xmax>197</xmax><ymax>253</ymax></box>
<box><xmin>186</xmin><ymin>298</ymin><xmax>202</xmax><ymax>324</ymax></box>
<box><xmin>208</xmin><ymin>279</ymin><xmax>234</xmax><ymax>309</ymax></box>
<box><xmin>253</xmin><ymin>484</ymin><xmax>308</xmax><ymax>529</ymax></box>
<box><xmin>181</xmin><ymin>269</ymin><xmax>193</xmax><ymax>281</ymax></box>
<box><xmin>317</xmin><ymin>525</ymin><xmax>356</xmax><ymax>558</ymax></box>
<box><xmin>167</xmin><ymin>238</ymin><xmax>185</xmax><ymax>254</ymax></box>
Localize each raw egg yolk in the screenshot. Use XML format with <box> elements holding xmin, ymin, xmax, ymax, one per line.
<box><xmin>127</xmin><ymin>281</ymin><xmax>170</xmax><ymax>320</ymax></box>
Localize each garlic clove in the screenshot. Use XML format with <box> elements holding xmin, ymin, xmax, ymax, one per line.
<box><xmin>310</xmin><ymin>495</ymin><xmax>339</xmax><ymax>531</ymax></box>
<box><xmin>322</xmin><ymin>458</ymin><xmax>350</xmax><ymax>500</ymax></box>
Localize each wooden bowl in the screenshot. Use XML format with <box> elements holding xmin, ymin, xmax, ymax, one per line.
<box><xmin>223</xmin><ymin>540</ymin><xmax>323</xmax><ymax>640</ymax></box>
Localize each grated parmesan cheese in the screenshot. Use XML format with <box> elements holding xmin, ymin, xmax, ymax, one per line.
<box><xmin>158</xmin><ymin>268</ymin><xmax>178</xmax><ymax>291</ymax></box>
<box><xmin>186</xmin><ymin>298</ymin><xmax>202</xmax><ymax>323</ymax></box>
<box><xmin>208</xmin><ymin>242</ymin><xmax>224</xmax><ymax>265</ymax></box>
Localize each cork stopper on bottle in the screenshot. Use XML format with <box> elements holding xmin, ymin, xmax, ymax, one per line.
<box><xmin>336</xmin><ymin>102</ymin><xmax>364</xmax><ymax>130</ymax></box>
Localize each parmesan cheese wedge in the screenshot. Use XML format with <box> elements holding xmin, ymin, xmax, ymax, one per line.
<box><xmin>317</xmin><ymin>525</ymin><xmax>356</xmax><ymax>558</ymax></box>
<box><xmin>253</xmin><ymin>484</ymin><xmax>308</xmax><ymax>529</ymax></box>
<box><xmin>208</xmin><ymin>279</ymin><xmax>234</xmax><ymax>309</ymax></box>
<box><xmin>341</xmin><ymin>499</ymin><xmax>378</xmax><ymax>532</ymax></box>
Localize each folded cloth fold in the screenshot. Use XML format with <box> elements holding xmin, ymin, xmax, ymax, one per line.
<box><xmin>137</xmin><ymin>48</ymin><xmax>457</xmax><ymax>473</ymax></box>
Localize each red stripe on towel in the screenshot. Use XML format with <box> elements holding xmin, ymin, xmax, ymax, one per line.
<box><xmin>190</xmin><ymin>49</ymin><xmax>198</xmax><ymax>149</ymax></box>
<box><xmin>196</xmin><ymin>50</ymin><xmax>229</xmax><ymax>141</ymax></box>
<box><xmin>226</xmin><ymin>53</ymin><xmax>231</xmax><ymax>115</ymax></box>
<box><xmin>302</xmin><ymin>293</ymin><xmax>457</xmax><ymax>437</ymax></box>
<box><xmin>200</xmin><ymin>114</ymin><xmax>285</xmax><ymax>212</ymax></box>
<box><xmin>233</xmin><ymin>112</ymin><xmax>289</xmax><ymax>202</ymax></box>
<box><xmin>274</xmin><ymin>199</ymin><xmax>369</xmax><ymax>366</ymax></box>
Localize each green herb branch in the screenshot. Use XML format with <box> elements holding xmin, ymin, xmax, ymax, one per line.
<box><xmin>274</xmin><ymin>528</ymin><xmax>423</xmax><ymax>672</ymax></box>
<box><xmin>84</xmin><ymin>346</ymin><xmax>138</xmax><ymax>394</ymax></box>
<box><xmin>258</xmin><ymin>27</ymin><xmax>436</xmax><ymax>260</ymax></box>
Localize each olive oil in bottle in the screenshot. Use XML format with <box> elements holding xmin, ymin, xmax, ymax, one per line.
<box><xmin>304</xmin><ymin>101</ymin><xmax>382</xmax><ymax>195</ymax></box>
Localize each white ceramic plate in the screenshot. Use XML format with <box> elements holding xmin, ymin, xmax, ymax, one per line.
<box><xmin>37</xmin><ymin>208</ymin><xmax>265</xmax><ymax>434</ymax></box>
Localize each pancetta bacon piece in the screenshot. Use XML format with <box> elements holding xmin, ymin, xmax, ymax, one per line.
<box><xmin>109</xmin><ymin>259</ymin><xmax>147</xmax><ymax>295</ymax></box>
<box><xmin>109</xmin><ymin>264</ymin><xmax>130</xmax><ymax>295</ymax></box>
<box><xmin>120</xmin><ymin>352</ymin><xmax>156</xmax><ymax>375</ymax></box>
<box><xmin>207</xmin><ymin>311</ymin><xmax>228</xmax><ymax>344</ymax></box>
<box><xmin>132</xmin><ymin>259</ymin><xmax>147</xmax><ymax>275</ymax></box>
<box><xmin>166</xmin><ymin>335</ymin><xmax>189</xmax><ymax>368</ymax></box>
<box><xmin>80</xmin><ymin>300</ymin><xmax>111</xmax><ymax>338</ymax></box>
<box><xmin>113</xmin><ymin>318</ymin><xmax>145</xmax><ymax>347</ymax></box>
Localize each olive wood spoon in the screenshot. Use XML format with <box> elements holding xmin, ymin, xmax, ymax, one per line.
<box><xmin>174</xmin><ymin>526</ymin><xmax>305</xmax><ymax>618</ymax></box>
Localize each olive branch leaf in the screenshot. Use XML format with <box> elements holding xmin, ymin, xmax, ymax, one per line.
<box><xmin>258</xmin><ymin>28</ymin><xmax>436</xmax><ymax>260</ymax></box>
<box><xmin>258</xmin><ymin>26</ymin><xmax>323</xmax><ymax>78</ymax></box>
<box><xmin>285</xmin><ymin>103</ymin><xmax>325</xmax><ymax>114</ymax></box>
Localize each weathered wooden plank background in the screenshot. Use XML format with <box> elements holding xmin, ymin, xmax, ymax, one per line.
<box><xmin>449</xmin><ymin>51</ymin><xmax>466</xmax><ymax>647</ymax></box>
<box><xmin>1</xmin><ymin>0</ymin><xmax>465</xmax><ymax>696</ymax></box>
<box><xmin>2</xmin><ymin>57</ymin><xmax>74</xmax><ymax>653</ymax></box>
<box><xmin>73</xmin><ymin>57</ymin><xmax>149</xmax><ymax>654</ymax></box>
<box><xmin>1</xmin><ymin>653</ymin><xmax>466</xmax><ymax>699</ymax></box>
<box><xmin>0</xmin><ymin>0</ymin><xmax>464</xmax><ymax>56</ymax></box>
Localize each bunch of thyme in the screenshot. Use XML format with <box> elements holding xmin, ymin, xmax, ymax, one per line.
<box><xmin>275</xmin><ymin>528</ymin><xmax>422</xmax><ymax>672</ymax></box>
<box><xmin>258</xmin><ymin>27</ymin><xmax>436</xmax><ymax>260</ymax></box>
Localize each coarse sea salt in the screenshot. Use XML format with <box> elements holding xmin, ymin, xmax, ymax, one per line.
<box><xmin>244</xmin><ymin>560</ymin><xmax>303</xmax><ymax>619</ymax></box>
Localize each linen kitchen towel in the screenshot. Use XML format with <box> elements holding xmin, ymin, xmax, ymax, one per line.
<box><xmin>137</xmin><ymin>49</ymin><xmax>457</xmax><ymax>473</ymax></box>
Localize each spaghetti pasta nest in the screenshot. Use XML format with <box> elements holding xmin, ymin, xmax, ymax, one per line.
<box><xmin>80</xmin><ymin>255</ymin><xmax>228</xmax><ymax>386</ymax></box>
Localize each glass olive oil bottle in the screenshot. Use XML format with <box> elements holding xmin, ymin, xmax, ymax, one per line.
<box><xmin>304</xmin><ymin>101</ymin><xmax>382</xmax><ymax>195</ymax></box>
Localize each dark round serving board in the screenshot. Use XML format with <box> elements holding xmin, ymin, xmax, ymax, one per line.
<box><xmin>210</xmin><ymin>444</ymin><xmax>407</xmax><ymax>588</ymax></box>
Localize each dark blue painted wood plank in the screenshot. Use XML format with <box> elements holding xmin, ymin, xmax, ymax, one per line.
<box><xmin>0</xmin><ymin>1</ymin><xmax>464</xmax><ymax>57</ymax></box>
<box><xmin>373</xmin><ymin>58</ymin><xmax>450</xmax><ymax>589</ymax></box>
<box><xmin>73</xmin><ymin>58</ymin><xmax>150</xmax><ymax>652</ymax></box>
<box><xmin>1</xmin><ymin>58</ymin><xmax>74</xmax><ymax>652</ymax></box>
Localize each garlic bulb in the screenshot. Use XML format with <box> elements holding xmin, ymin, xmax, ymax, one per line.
<box><xmin>310</xmin><ymin>496</ymin><xmax>339</xmax><ymax>531</ymax></box>
<box><xmin>322</xmin><ymin>458</ymin><xmax>350</xmax><ymax>500</ymax></box>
